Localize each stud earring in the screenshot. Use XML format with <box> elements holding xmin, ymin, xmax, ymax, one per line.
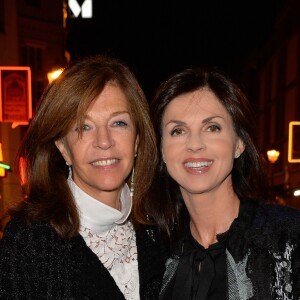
<box><xmin>130</xmin><ymin>167</ymin><xmax>135</xmax><ymax>197</ymax></box>
<box><xmin>234</xmin><ymin>151</ymin><xmax>240</xmax><ymax>159</ymax></box>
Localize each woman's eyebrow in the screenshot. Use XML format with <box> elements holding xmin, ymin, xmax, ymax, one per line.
<box><xmin>165</xmin><ymin>115</ymin><xmax>224</xmax><ymax>127</ymax></box>
<box><xmin>202</xmin><ymin>115</ymin><xmax>223</xmax><ymax>123</ymax></box>
<box><xmin>84</xmin><ymin>110</ymin><xmax>130</xmax><ymax>120</ymax></box>
<box><xmin>110</xmin><ymin>111</ymin><xmax>130</xmax><ymax>117</ymax></box>
<box><xmin>164</xmin><ymin>120</ymin><xmax>185</xmax><ymax>127</ymax></box>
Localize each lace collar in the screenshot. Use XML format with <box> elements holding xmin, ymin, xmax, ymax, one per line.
<box><xmin>67</xmin><ymin>176</ymin><xmax>132</xmax><ymax>233</ymax></box>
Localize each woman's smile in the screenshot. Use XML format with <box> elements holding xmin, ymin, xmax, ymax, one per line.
<box><xmin>183</xmin><ymin>159</ymin><xmax>213</xmax><ymax>174</ymax></box>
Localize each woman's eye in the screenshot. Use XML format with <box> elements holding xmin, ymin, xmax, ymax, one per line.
<box><xmin>114</xmin><ymin>120</ymin><xmax>128</xmax><ymax>127</ymax></box>
<box><xmin>81</xmin><ymin>124</ymin><xmax>91</xmax><ymax>131</ymax></box>
<box><xmin>171</xmin><ymin>128</ymin><xmax>184</xmax><ymax>136</ymax></box>
<box><xmin>207</xmin><ymin>124</ymin><xmax>221</xmax><ymax>132</ymax></box>
<box><xmin>74</xmin><ymin>123</ymin><xmax>90</xmax><ymax>132</ymax></box>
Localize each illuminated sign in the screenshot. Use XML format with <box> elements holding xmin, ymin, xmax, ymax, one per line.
<box><xmin>68</xmin><ymin>0</ymin><xmax>93</xmax><ymax>18</ymax></box>
<box><xmin>288</xmin><ymin>121</ymin><xmax>300</xmax><ymax>163</ymax></box>
<box><xmin>0</xmin><ymin>66</ymin><xmax>32</xmax><ymax>128</ymax></box>
<box><xmin>0</xmin><ymin>143</ymin><xmax>11</xmax><ymax>178</ymax></box>
<box><xmin>0</xmin><ymin>162</ymin><xmax>11</xmax><ymax>171</ymax></box>
<box><xmin>0</xmin><ymin>143</ymin><xmax>5</xmax><ymax>177</ymax></box>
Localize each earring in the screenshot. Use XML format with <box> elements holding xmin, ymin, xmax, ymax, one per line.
<box><xmin>234</xmin><ymin>151</ymin><xmax>240</xmax><ymax>159</ymax></box>
<box><xmin>66</xmin><ymin>161</ymin><xmax>72</xmax><ymax>177</ymax></box>
<box><xmin>130</xmin><ymin>167</ymin><xmax>135</xmax><ymax>197</ymax></box>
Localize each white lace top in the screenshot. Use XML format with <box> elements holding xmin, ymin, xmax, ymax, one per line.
<box><xmin>68</xmin><ymin>177</ymin><xmax>140</xmax><ymax>300</ymax></box>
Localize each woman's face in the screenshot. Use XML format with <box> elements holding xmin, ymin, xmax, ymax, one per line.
<box><xmin>161</xmin><ymin>88</ymin><xmax>244</xmax><ymax>199</ymax></box>
<box><xmin>56</xmin><ymin>83</ymin><xmax>138</xmax><ymax>206</ymax></box>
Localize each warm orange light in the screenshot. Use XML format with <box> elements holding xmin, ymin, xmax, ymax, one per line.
<box><xmin>0</xmin><ymin>66</ymin><xmax>32</xmax><ymax>127</ymax></box>
<box><xmin>288</xmin><ymin>121</ymin><xmax>300</xmax><ymax>163</ymax></box>
<box><xmin>0</xmin><ymin>143</ymin><xmax>5</xmax><ymax>177</ymax></box>
<box><xmin>47</xmin><ymin>68</ymin><xmax>63</xmax><ymax>83</ymax></box>
<box><xmin>267</xmin><ymin>149</ymin><xmax>280</xmax><ymax>164</ymax></box>
<box><xmin>19</xmin><ymin>157</ymin><xmax>26</xmax><ymax>186</ymax></box>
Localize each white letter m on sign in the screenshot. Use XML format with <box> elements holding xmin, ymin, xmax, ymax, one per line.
<box><xmin>68</xmin><ymin>0</ymin><xmax>93</xmax><ymax>18</ymax></box>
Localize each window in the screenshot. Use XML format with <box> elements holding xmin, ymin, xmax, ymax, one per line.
<box><xmin>21</xmin><ymin>46</ymin><xmax>43</xmax><ymax>72</ymax></box>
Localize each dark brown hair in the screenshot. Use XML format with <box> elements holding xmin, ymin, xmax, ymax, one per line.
<box><xmin>147</xmin><ymin>66</ymin><xmax>268</xmax><ymax>243</ymax></box>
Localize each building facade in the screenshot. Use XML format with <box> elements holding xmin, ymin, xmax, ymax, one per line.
<box><xmin>246</xmin><ymin>0</ymin><xmax>300</xmax><ymax>209</ymax></box>
<box><xmin>0</xmin><ymin>0</ymin><xmax>65</xmax><ymax>214</ymax></box>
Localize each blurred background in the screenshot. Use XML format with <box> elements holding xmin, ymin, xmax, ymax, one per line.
<box><xmin>0</xmin><ymin>0</ymin><xmax>299</xmax><ymax>225</ymax></box>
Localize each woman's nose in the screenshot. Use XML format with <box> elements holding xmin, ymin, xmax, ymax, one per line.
<box><xmin>95</xmin><ymin>127</ymin><xmax>114</xmax><ymax>150</ymax></box>
<box><xmin>186</xmin><ymin>133</ymin><xmax>206</xmax><ymax>152</ymax></box>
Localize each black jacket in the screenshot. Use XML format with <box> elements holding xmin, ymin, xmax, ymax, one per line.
<box><xmin>160</xmin><ymin>200</ymin><xmax>300</xmax><ymax>299</ymax></box>
<box><xmin>0</xmin><ymin>218</ymin><xmax>167</xmax><ymax>299</ymax></box>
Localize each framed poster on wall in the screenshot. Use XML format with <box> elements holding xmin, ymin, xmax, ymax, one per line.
<box><xmin>0</xmin><ymin>66</ymin><xmax>32</xmax><ymax>127</ymax></box>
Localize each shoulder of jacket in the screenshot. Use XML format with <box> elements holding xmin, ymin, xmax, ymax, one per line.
<box><xmin>250</xmin><ymin>203</ymin><xmax>300</xmax><ymax>247</ymax></box>
<box><xmin>1</xmin><ymin>217</ymin><xmax>65</xmax><ymax>247</ymax></box>
<box><xmin>256</xmin><ymin>203</ymin><xmax>300</xmax><ymax>226</ymax></box>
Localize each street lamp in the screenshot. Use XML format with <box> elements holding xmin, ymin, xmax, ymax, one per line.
<box><xmin>266</xmin><ymin>149</ymin><xmax>280</xmax><ymax>203</ymax></box>
<box><xmin>294</xmin><ymin>189</ymin><xmax>300</xmax><ymax>197</ymax></box>
<box><xmin>267</xmin><ymin>149</ymin><xmax>280</xmax><ymax>164</ymax></box>
<box><xmin>47</xmin><ymin>68</ymin><xmax>63</xmax><ymax>84</ymax></box>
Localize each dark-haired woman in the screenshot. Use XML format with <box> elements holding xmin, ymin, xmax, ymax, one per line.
<box><xmin>148</xmin><ymin>67</ymin><xmax>300</xmax><ymax>299</ymax></box>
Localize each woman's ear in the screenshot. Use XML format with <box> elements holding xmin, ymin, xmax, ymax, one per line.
<box><xmin>235</xmin><ymin>139</ymin><xmax>245</xmax><ymax>158</ymax></box>
<box><xmin>55</xmin><ymin>139</ymin><xmax>71</xmax><ymax>165</ymax></box>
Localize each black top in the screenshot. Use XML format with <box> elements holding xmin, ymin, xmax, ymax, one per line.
<box><xmin>164</xmin><ymin>227</ymin><xmax>227</xmax><ymax>300</ymax></box>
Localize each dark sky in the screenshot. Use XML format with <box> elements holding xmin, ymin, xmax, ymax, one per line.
<box><xmin>66</xmin><ymin>1</ymin><xmax>283</xmax><ymax>99</ymax></box>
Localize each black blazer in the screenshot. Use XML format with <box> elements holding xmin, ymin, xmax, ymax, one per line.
<box><xmin>0</xmin><ymin>218</ymin><xmax>167</xmax><ymax>299</ymax></box>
